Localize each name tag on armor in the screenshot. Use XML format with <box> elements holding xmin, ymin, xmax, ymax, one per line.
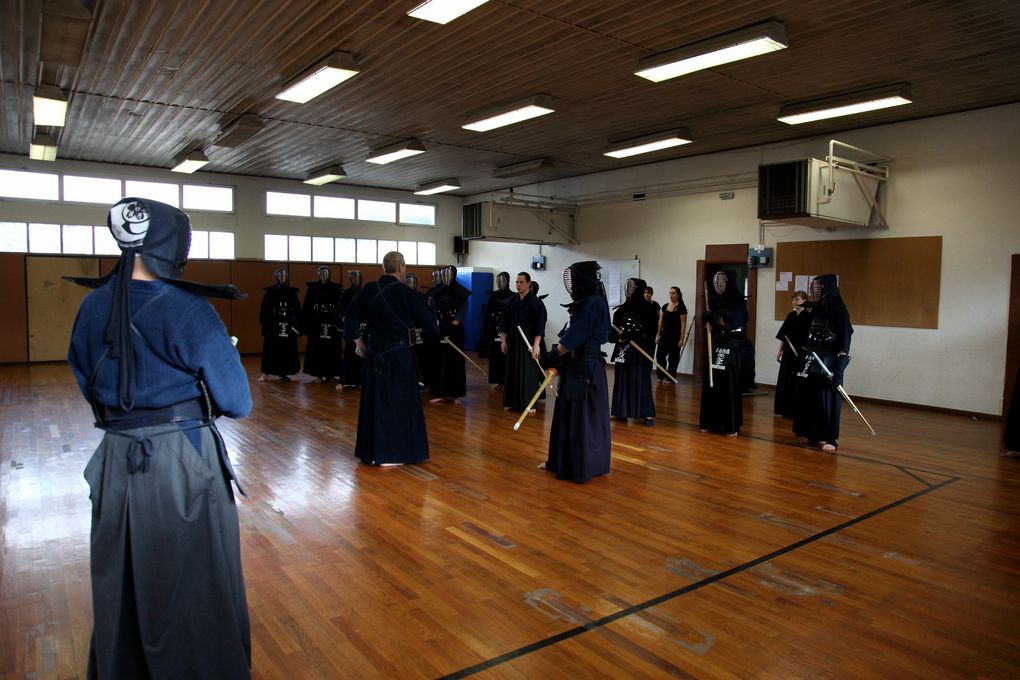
<box><xmin>711</xmin><ymin>346</ymin><xmax>729</xmax><ymax>370</ymax></box>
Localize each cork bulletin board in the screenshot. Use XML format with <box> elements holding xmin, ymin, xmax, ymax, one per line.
<box><xmin>774</xmin><ymin>236</ymin><xmax>942</xmax><ymax>328</ymax></box>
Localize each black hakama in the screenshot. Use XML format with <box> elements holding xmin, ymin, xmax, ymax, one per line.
<box><xmin>84</xmin><ymin>425</ymin><xmax>250</xmax><ymax>679</ymax></box>
<box><xmin>774</xmin><ymin>349</ymin><xmax>801</xmax><ymax>418</ymax></box>
<box><xmin>699</xmin><ymin>338</ymin><xmax>743</xmax><ymax>434</ymax></box>
<box><xmin>260</xmin><ymin>336</ymin><xmax>300</xmax><ymax>376</ymax></box>
<box><xmin>430</xmin><ymin>323</ymin><xmax>467</xmax><ymax>399</ymax></box>
<box><xmin>793</xmin><ymin>351</ymin><xmax>844</xmax><ymax>445</ymax></box>
<box><xmin>611</xmin><ymin>348</ymin><xmax>656</xmax><ymax>419</ymax></box>
<box><xmin>1004</xmin><ymin>365</ymin><xmax>1020</xmax><ymax>452</ymax></box>
<box><xmin>547</xmin><ymin>363</ymin><xmax>612</xmax><ymax>483</ymax></box>
<box><xmin>503</xmin><ymin>330</ymin><xmax>543</xmax><ymax>411</ymax></box>
<box><xmin>355</xmin><ymin>348</ymin><xmax>430</xmax><ymax>464</ymax></box>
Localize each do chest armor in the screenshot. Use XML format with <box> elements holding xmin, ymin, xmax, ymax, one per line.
<box><xmin>807</xmin><ymin>316</ymin><xmax>837</xmax><ymax>349</ymax></box>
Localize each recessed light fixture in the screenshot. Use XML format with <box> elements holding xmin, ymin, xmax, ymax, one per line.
<box><xmin>635</xmin><ymin>20</ymin><xmax>788</xmax><ymax>83</ymax></box>
<box><xmin>463</xmin><ymin>94</ymin><xmax>555</xmax><ymax>132</ymax></box>
<box><xmin>491</xmin><ymin>157</ymin><xmax>554</xmax><ymax>178</ymax></box>
<box><xmin>414</xmin><ymin>178</ymin><xmax>461</xmax><ymax>195</ymax></box>
<box><xmin>408</xmin><ymin>0</ymin><xmax>489</xmax><ymax>24</ymax></box>
<box><xmin>777</xmin><ymin>83</ymin><xmax>913</xmax><ymax>124</ymax></box>
<box><xmin>604</xmin><ymin>129</ymin><xmax>693</xmax><ymax>158</ymax></box>
<box><xmin>365</xmin><ymin>138</ymin><xmax>427</xmax><ymax>165</ymax></box>
<box><xmin>29</xmin><ymin>133</ymin><xmax>58</xmax><ymax>161</ymax></box>
<box><xmin>171</xmin><ymin>149</ymin><xmax>209</xmax><ymax>174</ymax></box>
<box><xmin>304</xmin><ymin>165</ymin><xmax>347</xmax><ymax>186</ymax></box>
<box><xmin>33</xmin><ymin>85</ymin><xmax>68</xmax><ymax>127</ymax></box>
<box><xmin>275</xmin><ymin>51</ymin><xmax>359</xmax><ymax>104</ymax></box>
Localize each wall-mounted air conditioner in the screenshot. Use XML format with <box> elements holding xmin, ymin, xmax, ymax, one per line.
<box><xmin>757</xmin><ymin>141</ymin><xmax>889</xmax><ymax>230</ymax></box>
<box><xmin>462</xmin><ymin>199</ymin><xmax>576</xmax><ymax>245</ymax></box>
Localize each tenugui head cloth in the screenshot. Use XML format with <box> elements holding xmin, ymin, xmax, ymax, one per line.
<box><xmin>65</xmin><ymin>197</ymin><xmax>245</xmax><ymax>410</ymax></box>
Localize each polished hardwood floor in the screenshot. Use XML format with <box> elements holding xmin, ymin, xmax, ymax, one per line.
<box><xmin>1</xmin><ymin>357</ymin><xmax>1018</xmax><ymax>679</ymax></box>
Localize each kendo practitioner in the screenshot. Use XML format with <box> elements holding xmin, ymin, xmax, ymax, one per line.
<box><xmin>404</xmin><ymin>271</ymin><xmax>428</xmax><ymax>388</ymax></box>
<box><xmin>345</xmin><ymin>251</ymin><xmax>439</xmax><ymax>465</ymax></box>
<box><xmin>774</xmin><ymin>289</ymin><xmax>810</xmax><ymax>418</ymax></box>
<box><xmin>302</xmin><ymin>266</ymin><xmax>343</xmax><ymax>382</ymax></box>
<box><xmin>610</xmin><ymin>277</ymin><xmax>660</xmax><ymax>425</ymax></box>
<box><xmin>66</xmin><ymin>197</ymin><xmax>252</xmax><ymax>679</ymax></box>
<box><xmin>426</xmin><ymin>265</ymin><xmax>470</xmax><ymax>404</ymax></box>
<box><xmin>1004</xmin><ymin>364</ymin><xmax>1020</xmax><ymax>454</ymax></box>
<box><xmin>417</xmin><ymin>268</ymin><xmax>444</xmax><ymax>391</ymax></box>
<box><xmin>655</xmin><ymin>286</ymin><xmax>688</xmax><ymax>382</ymax></box>
<box><xmin>482</xmin><ymin>271</ymin><xmax>514</xmax><ymax>388</ymax></box>
<box><xmin>540</xmin><ymin>261</ymin><xmax>612</xmax><ymax>483</ymax></box>
<box><xmin>338</xmin><ymin>269</ymin><xmax>364</xmax><ymax>389</ymax></box>
<box><xmin>259</xmin><ymin>267</ymin><xmax>302</xmax><ymax>382</ymax></box>
<box><xmin>500</xmin><ymin>271</ymin><xmax>548</xmax><ymax>413</ymax></box>
<box><xmin>793</xmin><ymin>274</ymin><xmax>853</xmax><ymax>451</ymax></box>
<box><xmin>699</xmin><ymin>269</ymin><xmax>747</xmax><ymax>436</ymax></box>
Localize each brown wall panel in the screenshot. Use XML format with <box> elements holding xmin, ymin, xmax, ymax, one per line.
<box><xmin>27</xmin><ymin>257</ymin><xmax>99</xmax><ymax>362</ymax></box>
<box><xmin>1005</xmin><ymin>254</ymin><xmax>1020</xmax><ymax>417</ymax></box>
<box><xmin>230</xmin><ymin>261</ymin><xmax>281</xmax><ymax>354</ymax></box>
<box><xmin>182</xmin><ymin>260</ymin><xmax>233</xmax><ymax>332</ymax></box>
<box><xmin>774</xmin><ymin>237</ymin><xmax>941</xmax><ymax>328</ymax></box>
<box><xmin>0</xmin><ymin>254</ymin><xmax>28</xmax><ymax>363</ymax></box>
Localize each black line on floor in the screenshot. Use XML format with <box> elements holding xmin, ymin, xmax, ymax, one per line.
<box><xmin>438</xmin><ymin>475</ymin><xmax>960</xmax><ymax>679</ymax></box>
<box><xmin>895</xmin><ymin>465</ymin><xmax>933</xmax><ymax>487</ymax></box>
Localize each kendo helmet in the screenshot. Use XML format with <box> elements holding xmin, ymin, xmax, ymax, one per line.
<box><xmin>274</xmin><ymin>268</ymin><xmax>288</xmax><ymax>285</ymax></box>
<box><xmin>347</xmin><ymin>270</ymin><xmax>362</xmax><ymax>288</ymax></box>
<box><xmin>404</xmin><ymin>272</ymin><xmax>418</xmax><ymax>289</ymax></box>
<box><xmin>563</xmin><ymin>260</ymin><xmax>602</xmax><ymax>301</ymax></box>
<box><xmin>317</xmin><ymin>266</ymin><xmax>331</xmax><ymax>283</ymax></box>
<box><xmin>440</xmin><ymin>265</ymin><xmax>457</xmax><ymax>286</ymax></box>
<box><xmin>496</xmin><ymin>271</ymin><xmax>511</xmax><ymax>291</ymax></box>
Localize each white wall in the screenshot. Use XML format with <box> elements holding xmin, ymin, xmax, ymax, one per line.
<box><xmin>0</xmin><ymin>155</ymin><xmax>463</xmax><ymax>263</ymax></box>
<box><xmin>464</xmin><ymin>103</ymin><xmax>1020</xmax><ymax>415</ymax></box>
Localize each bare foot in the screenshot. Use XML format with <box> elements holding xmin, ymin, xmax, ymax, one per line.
<box><xmin>258</xmin><ymin>374</ymin><xmax>267</xmax><ymax>382</ymax></box>
<box><xmin>335</xmin><ymin>384</ymin><xmax>344</xmax><ymax>391</ymax></box>
<box><xmin>528</xmin><ymin>408</ymin><xmax>537</xmax><ymax>414</ymax></box>
<box><xmin>820</xmin><ymin>442</ymin><xmax>837</xmax><ymax>451</ymax></box>
<box><xmin>429</xmin><ymin>397</ymin><xmax>443</xmax><ymax>404</ymax></box>
<box><xmin>452</xmin><ymin>398</ymin><xmax>462</xmax><ymax>404</ymax></box>
<box><xmin>537</xmin><ymin>462</ymin><xmax>547</xmax><ymax>469</ymax></box>
<box><xmin>700</xmin><ymin>428</ymin><xmax>709</xmax><ymax>433</ymax></box>
<box><xmin>379</xmin><ymin>463</ymin><xmax>404</xmax><ymax>467</ymax></box>
<box><xmin>726</xmin><ymin>431</ymin><xmax>738</xmax><ymax>437</ymax></box>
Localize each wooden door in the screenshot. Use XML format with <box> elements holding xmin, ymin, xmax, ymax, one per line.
<box><xmin>1004</xmin><ymin>254</ymin><xmax>1020</xmax><ymax>418</ymax></box>
<box><xmin>0</xmin><ymin>254</ymin><xmax>28</xmax><ymax>363</ymax></box>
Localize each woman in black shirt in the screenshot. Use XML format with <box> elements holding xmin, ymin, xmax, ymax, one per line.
<box><xmin>655</xmin><ymin>286</ymin><xmax>688</xmax><ymax>382</ymax></box>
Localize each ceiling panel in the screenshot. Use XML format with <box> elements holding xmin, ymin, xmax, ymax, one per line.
<box><xmin>2</xmin><ymin>0</ymin><xmax>1019</xmax><ymax>195</ymax></box>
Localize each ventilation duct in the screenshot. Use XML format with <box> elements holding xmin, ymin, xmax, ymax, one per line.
<box><xmin>462</xmin><ymin>199</ymin><xmax>576</xmax><ymax>245</ymax></box>
<box><xmin>757</xmin><ymin>141</ymin><xmax>889</xmax><ymax>229</ymax></box>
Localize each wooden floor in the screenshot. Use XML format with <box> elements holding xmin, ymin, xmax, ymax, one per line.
<box><xmin>2</xmin><ymin>358</ymin><xmax>1019</xmax><ymax>679</ymax></box>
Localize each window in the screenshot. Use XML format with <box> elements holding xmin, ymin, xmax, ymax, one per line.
<box><xmin>0</xmin><ymin>222</ymin><xmax>28</xmax><ymax>252</ymax></box>
<box><xmin>377</xmin><ymin>240</ymin><xmax>397</xmax><ymax>260</ymax></box>
<box><xmin>265</xmin><ymin>234</ymin><xmax>288</xmax><ymax>261</ymax></box>
<box><xmin>183</xmin><ymin>185</ymin><xmax>233</xmax><ymax>212</ymax></box>
<box><xmin>62</xmin><ymin>225</ymin><xmax>94</xmax><ymax>254</ymax></box>
<box><xmin>356</xmin><ymin>239</ymin><xmax>376</xmax><ymax>264</ymax></box>
<box><xmin>28</xmin><ymin>223</ymin><xmax>61</xmax><ymax>253</ymax></box>
<box><xmin>190</xmin><ymin>231</ymin><xmax>210</xmax><ymax>259</ymax></box>
<box><xmin>314</xmin><ymin>195</ymin><xmax>355</xmax><ymax>219</ymax></box>
<box><xmin>94</xmin><ymin>227</ymin><xmax>120</xmax><ymax>255</ymax></box>
<box><xmin>209</xmin><ymin>231</ymin><xmax>234</xmax><ymax>259</ymax></box>
<box><xmin>124</xmin><ymin>180</ymin><xmax>180</xmax><ymax>207</ymax></box>
<box><xmin>335</xmin><ymin>238</ymin><xmax>356</xmax><ymax>262</ymax></box>
<box><xmin>398</xmin><ymin>241</ymin><xmax>418</xmax><ymax>265</ymax></box>
<box><xmin>288</xmin><ymin>235</ymin><xmax>311</xmax><ymax>261</ymax></box>
<box><xmin>399</xmin><ymin>202</ymin><xmax>436</xmax><ymax>226</ymax></box>
<box><xmin>266</xmin><ymin>191</ymin><xmax>311</xmax><ymax>217</ymax></box>
<box><xmin>63</xmin><ymin>175</ymin><xmax>122</xmax><ymax>205</ymax></box>
<box><xmin>0</xmin><ymin>170</ymin><xmax>59</xmax><ymax>201</ymax></box>
<box><xmin>418</xmin><ymin>242</ymin><xmax>437</xmax><ymax>266</ymax></box>
<box><xmin>358</xmin><ymin>200</ymin><xmax>396</xmax><ymax>223</ymax></box>
<box><xmin>312</xmin><ymin>236</ymin><xmax>334</xmax><ymax>262</ymax></box>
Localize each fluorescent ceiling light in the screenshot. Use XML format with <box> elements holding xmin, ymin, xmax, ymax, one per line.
<box><xmin>463</xmin><ymin>94</ymin><xmax>555</xmax><ymax>132</ymax></box>
<box><xmin>171</xmin><ymin>149</ymin><xmax>209</xmax><ymax>174</ymax></box>
<box><xmin>33</xmin><ymin>85</ymin><xmax>68</xmax><ymax>127</ymax></box>
<box><xmin>414</xmin><ymin>178</ymin><xmax>461</xmax><ymax>195</ymax></box>
<box><xmin>604</xmin><ymin>129</ymin><xmax>693</xmax><ymax>158</ymax></box>
<box><xmin>304</xmin><ymin>165</ymin><xmax>347</xmax><ymax>186</ymax></box>
<box><xmin>777</xmin><ymin>83</ymin><xmax>913</xmax><ymax>124</ymax></box>
<box><xmin>408</xmin><ymin>0</ymin><xmax>489</xmax><ymax>24</ymax></box>
<box><xmin>365</xmin><ymin>138</ymin><xmax>427</xmax><ymax>165</ymax></box>
<box><xmin>491</xmin><ymin>157</ymin><xmax>554</xmax><ymax>178</ymax></box>
<box><xmin>213</xmin><ymin>114</ymin><xmax>264</xmax><ymax>147</ymax></box>
<box><xmin>29</xmin><ymin>133</ymin><xmax>58</xmax><ymax>161</ymax></box>
<box><xmin>635</xmin><ymin>20</ymin><xmax>787</xmax><ymax>83</ymax></box>
<box><xmin>275</xmin><ymin>51</ymin><xmax>359</xmax><ymax>104</ymax></box>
